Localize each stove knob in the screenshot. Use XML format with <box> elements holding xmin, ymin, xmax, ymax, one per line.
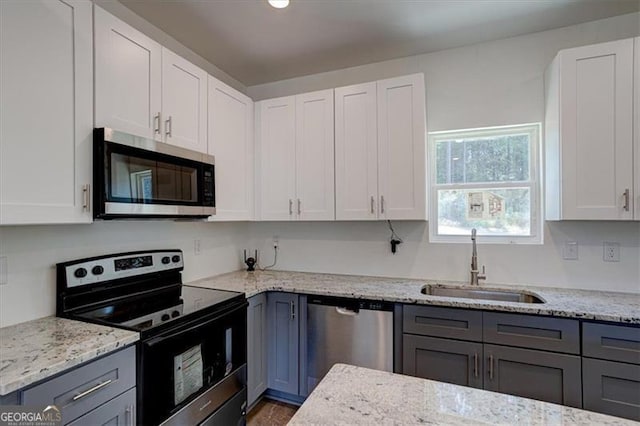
<box><xmin>171</xmin><ymin>310</ymin><xmax>180</xmax><ymax>318</ymax></box>
<box><xmin>171</xmin><ymin>255</ymin><xmax>181</xmax><ymax>263</ymax></box>
<box><xmin>161</xmin><ymin>314</ymin><xmax>170</xmax><ymax>322</ymax></box>
<box><xmin>161</xmin><ymin>256</ymin><xmax>170</xmax><ymax>265</ymax></box>
<box><xmin>91</xmin><ymin>265</ymin><xmax>104</xmax><ymax>275</ymax></box>
<box><xmin>73</xmin><ymin>267</ymin><xmax>87</xmax><ymax>278</ymax></box>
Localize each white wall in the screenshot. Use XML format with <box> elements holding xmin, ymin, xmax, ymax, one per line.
<box><xmin>0</xmin><ymin>222</ymin><xmax>249</xmax><ymax>327</ymax></box>
<box><xmin>247</xmin><ymin>12</ymin><xmax>640</xmax><ymax>294</ymax></box>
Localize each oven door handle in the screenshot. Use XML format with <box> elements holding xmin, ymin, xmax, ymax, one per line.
<box><xmin>145</xmin><ymin>301</ymin><xmax>248</xmax><ymax>348</ymax></box>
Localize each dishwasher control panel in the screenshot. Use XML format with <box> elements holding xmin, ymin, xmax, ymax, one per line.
<box><xmin>307</xmin><ymin>295</ymin><xmax>394</xmax><ymax>312</ymax></box>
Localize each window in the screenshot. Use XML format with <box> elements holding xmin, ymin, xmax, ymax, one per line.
<box><xmin>429</xmin><ymin>124</ymin><xmax>541</xmax><ymax>244</ymax></box>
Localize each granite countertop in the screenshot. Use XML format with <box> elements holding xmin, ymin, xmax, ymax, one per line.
<box><xmin>188</xmin><ymin>270</ymin><xmax>640</xmax><ymax>324</ymax></box>
<box><xmin>289</xmin><ymin>364</ymin><xmax>634</xmax><ymax>425</ymax></box>
<box><xmin>0</xmin><ymin>317</ymin><xmax>139</xmax><ymax>396</ymax></box>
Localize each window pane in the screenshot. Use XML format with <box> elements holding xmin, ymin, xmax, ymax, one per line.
<box><xmin>435</xmin><ymin>134</ymin><xmax>530</xmax><ymax>184</ymax></box>
<box><xmin>437</xmin><ymin>188</ymin><xmax>531</xmax><ymax>236</ymax></box>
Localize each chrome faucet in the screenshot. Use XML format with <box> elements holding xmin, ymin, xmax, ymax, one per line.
<box><xmin>470</xmin><ymin>228</ymin><xmax>486</xmax><ymax>285</ymax></box>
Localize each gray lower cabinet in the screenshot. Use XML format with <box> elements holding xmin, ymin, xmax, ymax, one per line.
<box><xmin>582</xmin><ymin>358</ymin><xmax>640</xmax><ymax>421</ymax></box>
<box><xmin>247</xmin><ymin>293</ymin><xmax>268</xmax><ymax>407</ymax></box>
<box><xmin>66</xmin><ymin>387</ymin><xmax>136</xmax><ymax>426</ymax></box>
<box><xmin>21</xmin><ymin>346</ymin><xmax>136</xmax><ymax>425</ymax></box>
<box><xmin>267</xmin><ymin>292</ymin><xmax>299</xmax><ymax>395</ymax></box>
<box><xmin>403</xmin><ymin>334</ymin><xmax>483</xmax><ymax>388</ymax></box>
<box><xmin>484</xmin><ymin>344</ymin><xmax>582</xmax><ymax>408</ymax></box>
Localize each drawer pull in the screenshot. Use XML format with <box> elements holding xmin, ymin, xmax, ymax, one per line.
<box><xmin>489</xmin><ymin>355</ymin><xmax>494</xmax><ymax>380</ymax></box>
<box><xmin>72</xmin><ymin>379</ymin><xmax>112</xmax><ymax>401</ymax></box>
<box><xmin>474</xmin><ymin>352</ymin><xmax>479</xmax><ymax>378</ymax></box>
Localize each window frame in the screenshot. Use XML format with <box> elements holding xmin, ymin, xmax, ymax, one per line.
<box><xmin>428</xmin><ymin>123</ymin><xmax>542</xmax><ymax>244</ymax></box>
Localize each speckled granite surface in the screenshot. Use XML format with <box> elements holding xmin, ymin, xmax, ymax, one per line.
<box><xmin>289</xmin><ymin>364</ymin><xmax>635</xmax><ymax>425</ymax></box>
<box><xmin>0</xmin><ymin>317</ymin><xmax>139</xmax><ymax>395</ymax></box>
<box><xmin>188</xmin><ymin>270</ymin><xmax>640</xmax><ymax>324</ymax></box>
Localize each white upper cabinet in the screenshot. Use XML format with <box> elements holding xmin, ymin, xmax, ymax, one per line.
<box><xmin>334</xmin><ymin>74</ymin><xmax>427</xmax><ymax>221</ymax></box>
<box><xmin>0</xmin><ymin>0</ymin><xmax>93</xmax><ymax>225</ymax></box>
<box><xmin>545</xmin><ymin>38</ymin><xmax>634</xmax><ymax>220</ymax></box>
<box><xmin>208</xmin><ymin>77</ymin><xmax>254</xmax><ymax>221</ymax></box>
<box><xmin>94</xmin><ymin>6</ymin><xmax>162</xmax><ymax>141</ymax></box>
<box><xmin>335</xmin><ymin>82</ymin><xmax>378</xmax><ymax>220</ymax></box>
<box><xmin>377</xmin><ymin>74</ymin><xmax>427</xmax><ymax>220</ymax></box>
<box><xmin>161</xmin><ymin>48</ymin><xmax>208</xmax><ymax>153</ymax></box>
<box><xmin>635</xmin><ymin>37</ymin><xmax>640</xmax><ymax>220</ymax></box>
<box><xmin>256</xmin><ymin>96</ymin><xmax>297</xmax><ymax>221</ymax></box>
<box><xmin>295</xmin><ymin>90</ymin><xmax>335</xmax><ymax>221</ymax></box>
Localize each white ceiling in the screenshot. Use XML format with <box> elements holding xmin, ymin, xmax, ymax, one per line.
<box><xmin>119</xmin><ymin>0</ymin><xmax>640</xmax><ymax>86</ymax></box>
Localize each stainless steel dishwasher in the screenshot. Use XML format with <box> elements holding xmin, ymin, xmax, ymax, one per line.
<box><xmin>306</xmin><ymin>295</ymin><xmax>393</xmax><ymax>393</ymax></box>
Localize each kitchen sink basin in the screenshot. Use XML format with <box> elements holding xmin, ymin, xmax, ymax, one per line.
<box><xmin>421</xmin><ymin>285</ymin><xmax>545</xmax><ymax>304</ymax></box>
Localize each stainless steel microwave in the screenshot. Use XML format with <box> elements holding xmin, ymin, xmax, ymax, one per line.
<box><xmin>93</xmin><ymin>128</ymin><xmax>215</xmax><ymax>219</ymax></box>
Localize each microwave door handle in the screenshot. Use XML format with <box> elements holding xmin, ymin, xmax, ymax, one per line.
<box><xmin>145</xmin><ymin>302</ymin><xmax>248</xmax><ymax>348</ymax></box>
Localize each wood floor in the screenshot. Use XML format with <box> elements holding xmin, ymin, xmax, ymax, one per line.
<box><xmin>247</xmin><ymin>399</ymin><xmax>298</xmax><ymax>426</ymax></box>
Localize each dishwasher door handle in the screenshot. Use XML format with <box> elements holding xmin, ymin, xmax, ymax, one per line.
<box><xmin>335</xmin><ymin>307</ymin><xmax>358</xmax><ymax>316</ymax></box>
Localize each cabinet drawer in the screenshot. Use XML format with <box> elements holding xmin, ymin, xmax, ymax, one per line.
<box><xmin>22</xmin><ymin>346</ymin><xmax>135</xmax><ymax>424</ymax></box>
<box><xmin>403</xmin><ymin>305</ymin><xmax>482</xmax><ymax>341</ymax></box>
<box><xmin>583</xmin><ymin>358</ymin><xmax>640</xmax><ymax>421</ymax></box>
<box><xmin>66</xmin><ymin>387</ymin><xmax>136</xmax><ymax>426</ymax></box>
<box><xmin>583</xmin><ymin>322</ymin><xmax>640</xmax><ymax>364</ymax></box>
<box><xmin>483</xmin><ymin>312</ymin><xmax>579</xmax><ymax>354</ymax></box>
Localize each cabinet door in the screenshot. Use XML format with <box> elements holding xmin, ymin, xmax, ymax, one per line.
<box><xmin>295</xmin><ymin>90</ymin><xmax>335</xmax><ymax>221</ymax></box>
<box><xmin>335</xmin><ymin>83</ymin><xmax>378</xmax><ymax>220</ymax></box>
<box><xmin>403</xmin><ymin>335</ymin><xmax>483</xmax><ymax>389</ymax></box>
<box><xmin>583</xmin><ymin>358</ymin><xmax>640</xmax><ymax>421</ymax></box>
<box><xmin>267</xmin><ymin>293</ymin><xmax>299</xmax><ymax>395</ymax></box>
<box><xmin>208</xmin><ymin>77</ymin><xmax>254</xmax><ymax>221</ymax></box>
<box><xmin>377</xmin><ymin>74</ymin><xmax>427</xmax><ymax>220</ymax></box>
<box><xmin>161</xmin><ymin>47</ymin><xmax>207</xmax><ymax>153</ymax></box>
<box><xmin>559</xmin><ymin>38</ymin><xmax>634</xmax><ymax>220</ymax></box>
<box><xmin>256</xmin><ymin>97</ymin><xmax>296</xmax><ymax>221</ymax></box>
<box><xmin>247</xmin><ymin>294</ymin><xmax>268</xmax><ymax>407</ymax></box>
<box><xmin>66</xmin><ymin>388</ymin><xmax>136</xmax><ymax>426</ymax></box>
<box><xmin>0</xmin><ymin>0</ymin><xmax>92</xmax><ymax>224</ymax></box>
<box><xmin>484</xmin><ymin>344</ymin><xmax>582</xmax><ymax>408</ymax></box>
<box><xmin>94</xmin><ymin>6</ymin><xmax>162</xmax><ymax>141</ymax></box>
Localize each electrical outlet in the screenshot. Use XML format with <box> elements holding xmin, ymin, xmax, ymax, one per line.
<box><xmin>563</xmin><ymin>241</ymin><xmax>578</xmax><ymax>260</ymax></box>
<box><xmin>603</xmin><ymin>242</ymin><xmax>620</xmax><ymax>262</ymax></box>
<box><xmin>273</xmin><ymin>236</ymin><xmax>279</xmax><ymax>249</ymax></box>
<box><xmin>0</xmin><ymin>256</ymin><xmax>7</xmax><ymax>285</ymax></box>
<box><xmin>194</xmin><ymin>239</ymin><xmax>201</xmax><ymax>256</ymax></box>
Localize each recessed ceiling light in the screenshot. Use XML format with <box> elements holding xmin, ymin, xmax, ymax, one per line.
<box><xmin>268</xmin><ymin>0</ymin><xmax>289</xmax><ymax>9</ymax></box>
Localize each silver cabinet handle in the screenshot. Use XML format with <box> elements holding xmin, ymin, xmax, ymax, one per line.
<box><xmin>370</xmin><ymin>196</ymin><xmax>375</xmax><ymax>214</ymax></box>
<box><xmin>290</xmin><ymin>300</ymin><xmax>295</xmax><ymax>320</ymax></box>
<box><xmin>474</xmin><ymin>352</ymin><xmax>478</xmax><ymax>378</ymax></box>
<box><xmin>488</xmin><ymin>355</ymin><xmax>494</xmax><ymax>381</ymax></box>
<box><xmin>72</xmin><ymin>379</ymin><xmax>112</xmax><ymax>401</ymax></box>
<box><xmin>289</xmin><ymin>199</ymin><xmax>293</xmax><ymax>215</ymax></box>
<box><xmin>623</xmin><ymin>189</ymin><xmax>630</xmax><ymax>211</ymax></box>
<box><xmin>154</xmin><ymin>112</ymin><xmax>161</xmax><ymax>134</ymax></box>
<box><xmin>380</xmin><ymin>195</ymin><xmax>385</xmax><ymax>214</ymax></box>
<box><xmin>165</xmin><ymin>116</ymin><xmax>172</xmax><ymax>137</ymax></box>
<box><xmin>125</xmin><ymin>404</ymin><xmax>135</xmax><ymax>426</ymax></box>
<box><xmin>82</xmin><ymin>184</ymin><xmax>90</xmax><ymax>212</ymax></box>
<box><xmin>297</xmin><ymin>199</ymin><xmax>301</xmax><ymax>215</ymax></box>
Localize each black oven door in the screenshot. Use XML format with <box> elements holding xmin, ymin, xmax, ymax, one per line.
<box><xmin>139</xmin><ymin>301</ymin><xmax>247</xmax><ymax>426</ymax></box>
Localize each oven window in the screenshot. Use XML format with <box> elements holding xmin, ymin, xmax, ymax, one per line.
<box><xmin>110</xmin><ymin>152</ymin><xmax>197</xmax><ymax>203</ymax></box>
<box><xmin>174</xmin><ymin>345</ymin><xmax>204</xmax><ymax>405</ymax></box>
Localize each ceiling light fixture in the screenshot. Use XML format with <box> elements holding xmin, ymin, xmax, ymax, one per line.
<box><xmin>268</xmin><ymin>0</ymin><xmax>289</xmax><ymax>9</ymax></box>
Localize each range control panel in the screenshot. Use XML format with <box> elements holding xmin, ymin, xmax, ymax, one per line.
<box><xmin>62</xmin><ymin>250</ymin><xmax>184</xmax><ymax>288</ymax></box>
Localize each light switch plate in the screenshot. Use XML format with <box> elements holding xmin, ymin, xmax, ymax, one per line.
<box><xmin>563</xmin><ymin>242</ymin><xmax>578</xmax><ymax>260</ymax></box>
<box><xmin>0</xmin><ymin>256</ymin><xmax>7</xmax><ymax>285</ymax></box>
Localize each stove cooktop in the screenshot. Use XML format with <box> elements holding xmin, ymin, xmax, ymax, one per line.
<box><xmin>74</xmin><ymin>285</ymin><xmax>243</xmax><ymax>332</ymax></box>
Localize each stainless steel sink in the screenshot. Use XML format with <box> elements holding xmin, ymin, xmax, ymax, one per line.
<box><xmin>421</xmin><ymin>285</ymin><xmax>545</xmax><ymax>304</ymax></box>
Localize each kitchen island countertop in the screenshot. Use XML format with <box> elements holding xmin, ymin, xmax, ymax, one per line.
<box><xmin>288</xmin><ymin>363</ymin><xmax>635</xmax><ymax>425</ymax></box>
<box><xmin>188</xmin><ymin>270</ymin><xmax>640</xmax><ymax>324</ymax></box>
<box><xmin>0</xmin><ymin>316</ymin><xmax>139</xmax><ymax>396</ymax></box>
